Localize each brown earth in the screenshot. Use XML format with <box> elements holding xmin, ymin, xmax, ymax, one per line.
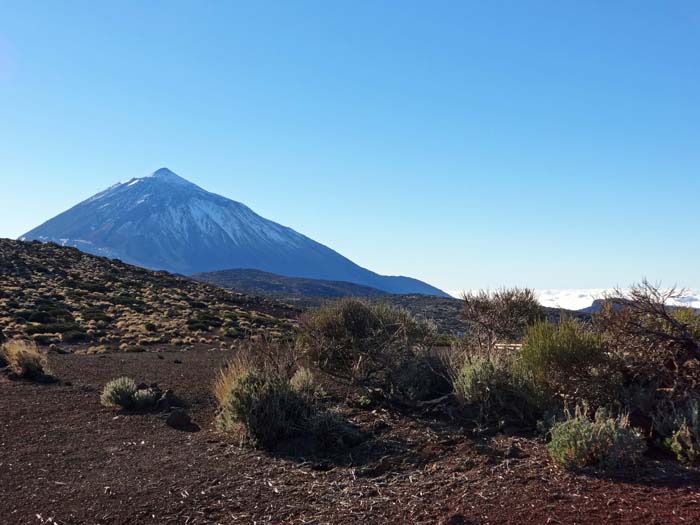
<box><xmin>1</xmin><ymin>349</ymin><xmax>699</xmax><ymax>525</ymax></box>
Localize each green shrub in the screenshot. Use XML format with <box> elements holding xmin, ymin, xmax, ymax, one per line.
<box><xmin>133</xmin><ymin>388</ymin><xmax>160</xmax><ymax>409</ymax></box>
<box><xmin>101</xmin><ymin>377</ymin><xmax>138</xmax><ymax>408</ymax></box>
<box><xmin>217</xmin><ymin>368</ymin><xmax>313</xmax><ymax>448</ymax></box>
<box><xmin>671</xmin><ymin>307</ymin><xmax>700</xmax><ymax>340</ymax></box>
<box><xmin>548</xmin><ymin>406</ymin><xmax>646</xmax><ymax>470</ymax></box>
<box><xmin>453</xmin><ymin>355</ymin><xmax>542</xmax><ymax>429</ymax></box>
<box><xmin>32</xmin><ymin>333</ymin><xmax>58</xmax><ymax>346</ymax></box>
<box><xmin>520</xmin><ymin>319</ymin><xmax>612</xmax><ymax>405</ymax></box>
<box><xmin>100</xmin><ymin>377</ymin><xmax>160</xmax><ymax>410</ymax></box>
<box><xmin>81</xmin><ymin>308</ymin><xmax>112</xmax><ymax>323</ymax></box>
<box><xmin>298</xmin><ymin>299</ymin><xmax>436</xmax><ymax>387</ymax></box>
<box><xmin>661</xmin><ymin>398</ymin><xmax>700</xmax><ymax>464</ymax></box>
<box><xmin>61</xmin><ymin>329</ymin><xmax>89</xmax><ymax>343</ymax></box>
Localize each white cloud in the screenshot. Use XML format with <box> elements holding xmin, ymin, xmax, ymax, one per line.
<box><xmin>448</xmin><ymin>288</ymin><xmax>700</xmax><ymax>311</ymax></box>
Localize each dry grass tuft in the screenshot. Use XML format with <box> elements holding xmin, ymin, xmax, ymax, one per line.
<box><xmin>0</xmin><ymin>339</ymin><xmax>47</xmax><ymax>378</ymax></box>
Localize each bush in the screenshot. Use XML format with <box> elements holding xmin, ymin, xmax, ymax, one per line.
<box><xmin>387</xmin><ymin>347</ymin><xmax>454</xmax><ymax>402</ymax></box>
<box><xmin>298</xmin><ymin>299</ymin><xmax>436</xmax><ymax>387</ymax></box>
<box><xmin>548</xmin><ymin>406</ymin><xmax>646</xmax><ymax>470</ymax></box>
<box><xmin>100</xmin><ymin>377</ymin><xmax>159</xmax><ymax>410</ymax></box>
<box><xmin>595</xmin><ymin>281</ymin><xmax>699</xmax><ymax>410</ymax></box>
<box><xmin>215</xmin><ymin>343</ymin><xmax>358</xmax><ymax>451</ymax></box>
<box><xmin>660</xmin><ymin>398</ymin><xmax>700</xmax><ymax>464</ymax></box>
<box><xmin>25</xmin><ymin>322</ymin><xmax>80</xmax><ymax>335</ymax></box>
<box><xmin>520</xmin><ymin>319</ymin><xmax>612</xmax><ymax>405</ymax></box>
<box><xmin>453</xmin><ymin>354</ymin><xmax>542</xmax><ymax>429</ymax></box>
<box><xmin>217</xmin><ymin>368</ymin><xmax>312</xmax><ymax>448</ymax></box>
<box><xmin>0</xmin><ymin>340</ymin><xmax>47</xmax><ymax>378</ymax></box>
<box><xmin>101</xmin><ymin>377</ymin><xmax>138</xmax><ymax>408</ymax></box>
<box><xmin>133</xmin><ymin>388</ymin><xmax>160</xmax><ymax>409</ymax></box>
<box><xmin>672</xmin><ymin>307</ymin><xmax>700</xmax><ymax>340</ymax></box>
<box><xmin>61</xmin><ymin>329</ymin><xmax>89</xmax><ymax>343</ymax></box>
<box><xmin>461</xmin><ymin>288</ymin><xmax>542</xmax><ymax>353</ymax></box>
<box><xmin>81</xmin><ymin>308</ymin><xmax>112</xmax><ymax>323</ymax></box>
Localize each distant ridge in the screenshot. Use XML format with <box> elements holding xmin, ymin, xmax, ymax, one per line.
<box><xmin>20</xmin><ymin>168</ymin><xmax>449</xmax><ymax>297</ymax></box>
<box><xmin>194</xmin><ymin>268</ymin><xmax>388</xmax><ymax>301</ymax></box>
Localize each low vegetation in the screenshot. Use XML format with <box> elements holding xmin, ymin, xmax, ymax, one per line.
<box><xmin>297</xmin><ymin>299</ymin><xmax>447</xmax><ymax>402</ymax></box>
<box><xmin>214</xmin><ymin>339</ymin><xmax>359</xmax><ymax>451</ymax></box>
<box><xmin>208</xmin><ymin>281</ymin><xmax>700</xmax><ymax>471</ymax></box>
<box><xmin>0</xmin><ymin>339</ymin><xmax>47</xmax><ymax>379</ymax></box>
<box><xmin>547</xmin><ymin>406</ymin><xmax>646</xmax><ymax>470</ymax></box>
<box><xmin>3</xmin><ymin>243</ymin><xmax>699</xmax><ymax>479</ymax></box>
<box><xmin>100</xmin><ymin>377</ymin><xmax>160</xmax><ymax>410</ymax></box>
<box><xmin>0</xmin><ymin>239</ymin><xmax>297</xmax><ymax>351</ymax></box>
<box><xmin>453</xmin><ymin>354</ymin><xmax>542</xmax><ymax>429</ymax></box>
<box><xmin>659</xmin><ymin>397</ymin><xmax>700</xmax><ymax>464</ymax></box>
<box><xmin>520</xmin><ymin>318</ymin><xmax>613</xmax><ymax>407</ymax></box>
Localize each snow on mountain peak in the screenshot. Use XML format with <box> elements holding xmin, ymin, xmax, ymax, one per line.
<box><xmin>148</xmin><ymin>167</ymin><xmax>192</xmax><ymax>186</ymax></box>
<box><xmin>20</xmin><ymin>167</ymin><xmax>449</xmax><ymax>296</ymax></box>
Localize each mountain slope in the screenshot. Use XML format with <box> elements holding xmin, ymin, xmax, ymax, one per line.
<box><xmin>194</xmin><ymin>268</ymin><xmax>388</xmax><ymax>302</ymax></box>
<box><xmin>21</xmin><ymin>168</ymin><xmax>447</xmax><ymax>297</ymax></box>
<box><xmin>0</xmin><ymin>238</ymin><xmax>297</xmax><ymax>348</ymax></box>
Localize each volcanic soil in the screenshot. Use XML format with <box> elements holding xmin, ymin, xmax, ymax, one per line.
<box><xmin>1</xmin><ymin>349</ymin><xmax>699</xmax><ymax>524</ymax></box>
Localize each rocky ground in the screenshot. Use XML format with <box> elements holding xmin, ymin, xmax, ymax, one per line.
<box><xmin>1</xmin><ymin>349</ymin><xmax>698</xmax><ymax>525</ymax></box>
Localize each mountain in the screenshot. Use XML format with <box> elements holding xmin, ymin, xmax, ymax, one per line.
<box><xmin>20</xmin><ymin>168</ymin><xmax>448</xmax><ymax>297</ymax></box>
<box><xmin>194</xmin><ymin>268</ymin><xmax>388</xmax><ymax>302</ymax></box>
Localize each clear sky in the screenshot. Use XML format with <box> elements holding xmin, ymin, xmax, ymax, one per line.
<box><xmin>1</xmin><ymin>1</ymin><xmax>699</xmax><ymax>292</ymax></box>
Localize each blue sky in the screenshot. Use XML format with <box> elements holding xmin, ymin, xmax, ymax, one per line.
<box><xmin>1</xmin><ymin>1</ymin><xmax>699</xmax><ymax>292</ymax></box>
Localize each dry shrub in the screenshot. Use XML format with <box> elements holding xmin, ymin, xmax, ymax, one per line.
<box><xmin>461</xmin><ymin>288</ymin><xmax>542</xmax><ymax>353</ymax></box>
<box><xmin>215</xmin><ymin>340</ymin><xmax>358</xmax><ymax>450</ymax></box>
<box><xmin>217</xmin><ymin>368</ymin><xmax>312</xmax><ymax>448</ymax></box>
<box><xmin>215</xmin><ymin>340</ymin><xmax>314</xmax><ymax>448</ymax></box>
<box><xmin>594</xmin><ymin>281</ymin><xmax>700</xmax><ymax>449</ymax></box>
<box><xmin>0</xmin><ymin>339</ymin><xmax>47</xmax><ymax>378</ymax></box>
<box><xmin>297</xmin><ymin>299</ymin><xmax>437</xmax><ymax>392</ymax></box>
<box><xmin>548</xmin><ymin>405</ymin><xmax>646</xmax><ymax>471</ymax></box>
<box><xmin>596</xmin><ymin>281</ymin><xmax>699</xmax><ymax>405</ymax></box>
<box><xmin>214</xmin><ymin>337</ymin><xmax>300</xmax><ymax>407</ymax></box>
